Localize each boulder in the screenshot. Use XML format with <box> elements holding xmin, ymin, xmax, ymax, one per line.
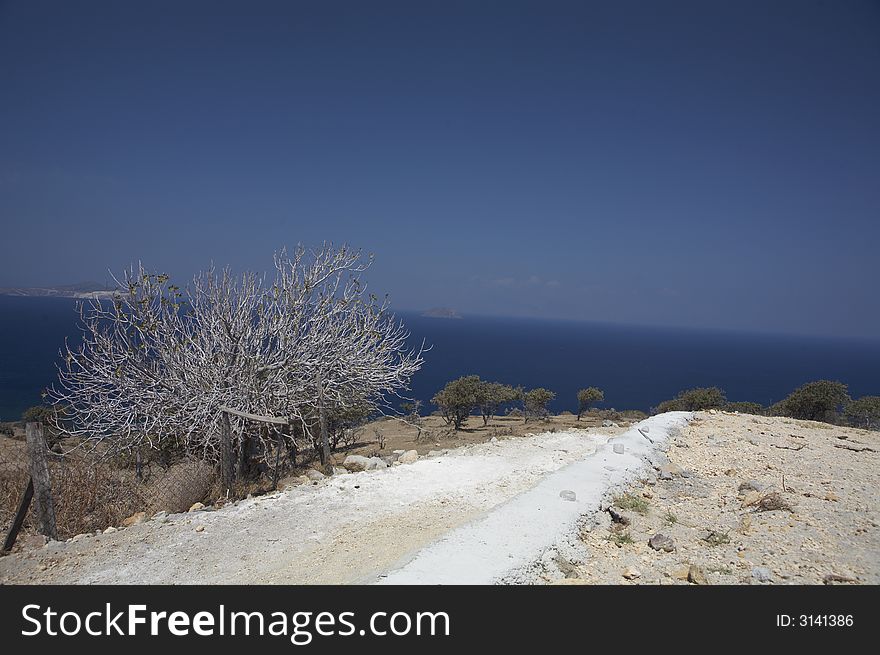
<box><xmin>427</xmin><ymin>450</ymin><xmax>443</xmax><ymax>458</ymax></box>
<box><xmin>365</xmin><ymin>457</ymin><xmax>388</xmax><ymax>471</ymax></box>
<box><xmin>342</xmin><ymin>455</ymin><xmax>372</xmax><ymax>472</ymax></box>
<box><xmin>398</xmin><ymin>450</ymin><xmax>419</xmax><ymax>464</ymax></box>
<box><xmin>103</xmin><ymin>526</ymin><xmax>118</xmax><ymax>534</ymax></box>
<box><xmin>122</xmin><ymin>512</ymin><xmax>145</xmax><ymax>527</ymax></box>
<box><xmin>648</xmin><ymin>533</ymin><xmax>676</xmax><ymax>552</ymax></box>
<box><xmin>188</xmin><ymin>502</ymin><xmax>205</xmax><ymax>512</ymax></box>
<box><xmin>305</xmin><ymin>468</ymin><xmax>326</xmax><ymax>481</ymax></box>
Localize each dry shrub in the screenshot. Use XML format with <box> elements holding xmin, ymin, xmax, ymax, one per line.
<box><xmin>747</xmin><ymin>491</ymin><xmax>794</xmax><ymax>513</ymax></box>
<box><xmin>1</xmin><ymin>460</ymin><xmax>32</xmax><ymax>534</ymax></box>
<box><xmin>49</xmin><ymin>456</ymin><xmax>149</xmax><ymax>538</ymax></box>
<box><xmin>143</xmin><ymin>459</ymin><xmax>216</xmax><ymax>514</ymax></box>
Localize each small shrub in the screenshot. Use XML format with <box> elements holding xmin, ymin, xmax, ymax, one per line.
<box><xmin>614</xmin><ymin>493</ymin><xmax>649</xmax><ymax>515</ymax></box>
<box><xmin>844</xmin><ymin>396</ymin><xmax>880</xmax><ymax>430</ymax></box>
<box><xmin>703</xmin><ymin>530</ymin><xmax>731</xmax><ymax>546</ymax></box>
<box><xmin>655</xmin><ymin>387</ymin><xmax>727</xmax><ymax>413</ymax></box>
<box><xmin>725</xmin><ymin>401</ymin><xmax>765</xmax><ymax>415</ymax></box>
<box><xmin>606</xmin><ymin>530</ymin><xmax>634</xmax><ymax>546</ymax></box>
<box><xmin>663</xmin><ymin>511</ymin><xmax>678</xmax><ymax>525</ymax></box>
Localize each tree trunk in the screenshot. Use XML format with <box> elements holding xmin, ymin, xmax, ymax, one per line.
<box><xmin>317</xmin><ymin>370</ymin><xmax>331</xmax><ymax>467</ymax></box>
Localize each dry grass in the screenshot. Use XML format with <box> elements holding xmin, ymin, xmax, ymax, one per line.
<box><xmin>1</xmin><ymin>436</ymin><xmax>216</xmax><ymax>542</ymax></box>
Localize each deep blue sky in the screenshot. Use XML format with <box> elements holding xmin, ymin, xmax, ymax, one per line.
<box><xmin>1</xmin><ymin>1</ymin><xmax>878</xmax><ymax>338</ymax></box>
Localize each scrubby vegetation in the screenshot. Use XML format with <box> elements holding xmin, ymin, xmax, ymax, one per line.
<box><xmin>655</xmin><ymin>387</ymin><xmax>727</xmax><ymax>412</ymax></box>
<box><xmin>844</xmin><ymin>396</ymin><xmax>880</xmax><ymax>430</ymax></box>
<box><xmin>576</xmin><ymin>387</ymin><xmax>604</xmax><ymax>420</ymax></box>
<box><xmin>769</xmin><ymin>380</ymin><xmax>850</xmax><ymax>423</ymax></box>
<box><xmin>651</xmin><ymin>381</ymin><xmax>876</xmax><ymax>429</ymax></box>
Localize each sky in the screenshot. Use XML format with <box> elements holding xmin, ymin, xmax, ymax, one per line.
<box><xmin>1</xmin><ymin>0</ymin><xmax>878</xmax><ymax>338</ymax></box>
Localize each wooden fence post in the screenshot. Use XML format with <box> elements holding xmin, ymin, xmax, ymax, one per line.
<box><xmin>220</xmin><ymin>411</ymin><xmax>235</xmax><ymax>494</ymax></box>
<box><xmin>25</xmin><ymin>422</ymin><xmax>57</xmax><ymax>541</ymax></box>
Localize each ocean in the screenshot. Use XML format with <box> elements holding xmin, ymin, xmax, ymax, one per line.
<box><xmin>1</xmin><ymin>295</ymin><xmax>878</xmax><ymax>421</ymax></box>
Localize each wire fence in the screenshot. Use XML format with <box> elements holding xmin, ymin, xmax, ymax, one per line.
<box><xmin>0</xmin><ymin>424</ymin><xmax>221</xmax><ymax>546</ymax></box>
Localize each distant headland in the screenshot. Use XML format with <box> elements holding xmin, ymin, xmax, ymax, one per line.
<box><xmin>0</xmin><ymin>282</ymin><xmax>115</xmax><ymax>300</ymax></box>
<box><xmin>420</xmin><ymin>307</ymin><xmax>463</xmax><ymax>319</ymax></box>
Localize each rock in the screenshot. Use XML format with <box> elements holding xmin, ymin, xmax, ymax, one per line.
<box><xmin>608</xmin><ymin>507</ymin><xmax>631</xmax><ymax>526</ymax></box>
<box><xmin>427</xmin><ymin>450</ymin><xmax>442</xmax><ymax>458</ymax></box>
<box><xmin>641</xmin><ymin>426</ymin><xmax>650</xmax><ymax>433</ymax></box>
<box><xmin>342</xmin><ymin>455</ymin><xmax>372</xmax><ymax>472</ymax></box>
<box><xmin>740</xmin><ymin>491</ymin><xmax>763</xmax><ymax>507</ymax></box>
<box><xmin>688</xmin><ymin>565</ymin><xmax>708</xmax><ymax>585</ymax></box>
<box><xmin>365</xmin><ymin>457</ymin><xmax>387</xmax><ymax>471</ymax></box>
<box><xmin>751</xmin><ymin>567</ymin><xmax>772</xmax><ymax>583</ymax></box>
<box><xmin>122</xmin><ymin>512</ymin><xmax>145</xmax><ymax>527</ymax></box>
<box><xmin>71</xmin><ymin>533</ymin><xmax>89</xmax><ymax>543</ymax></box>
<box><xmin>398</xmin><ymin>450</ymin><xmax>419</xmax><ymax>464</ymax></box>
<box><xmin>738</xmin><ymin>480</ymin><xmax>765</xmax><ymax>494</ymax></box>
<box><xmin>295</xmin><ymin>475</ymin><xmax>311</xmax><ymax>485</ymax></box>
<box><xmin>824</xmin><ymin>491</ymin><xmax>839</xmax><ymax>502</ymax></box>
<box><xmin>490</xmin><ymin>437</ymin><xmax>498</xmax><ymax>443</ymax></box>
<box><xmin>658</xmin><ymin>463</ymin><xmax>683</xmax><ymax>479</ymax></box>
<box><xmin>195</xmin><ymin>525</ymin><xmax>205</xmax><ymax>533</ymax></box>
<box><xmin>648</xmin><ymin>533</ymin><xmax>676</xmax><ymax>552</ymax></box>
<box><xmin>332</xmin><ymin>467</ymin><xmax>348</xmax><ymax>475</ymax></box>
<box><xmin>602</xmin><ymin>419</ymin><xmax>613</xmax><ymax>427</ymax></box>
<box><xmin>670</xmin><ymin>566</ymin><xmax>691</xmax><ymax>581</ymax></box>
<box><xmin>151</xmin><ymin>511</ymin><xmax>168</xmax><ymax>521</ymax></box>
<box><xmin>642</xmin><ymin>490</ymin><xmax>654</xmax><ymax>499</ymax></box>
<box><xmin>305</xmin><ymin>469</ymin><xmax>326</xmax><ymax>481</ymax></box>
<box><xmin>188</xmin><ymin>502</ymin><xmax>205</xmax><ymax>512</ymax></box>
<box><xmin>622</xmin><ymin>567</ymin><xmax>642</xmax><ymax>580</ymax></box>
<box><xmin>559</xmin><ymin>490</ymin><xmax>577</xmax><ymax>502</ymax></box>
<box><xmin>612</xmin><ymin>443</ymin><xmax>625</xmax><ymax>454</ymax></box>
<box><xmin>392</xmin><ymin>449</ymin><xmax>406</xmax><ymax>455</ymax></box>
<box><xmin>103</xmin><ymin>526</ymin><xmax>118</xmax><ymax>534</ymax></box>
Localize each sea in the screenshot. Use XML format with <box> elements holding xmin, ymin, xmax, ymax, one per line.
<box><xmin>1</xmin><ymin>295</ymin><xmax>878</xmax><ymax>421</ymax></box>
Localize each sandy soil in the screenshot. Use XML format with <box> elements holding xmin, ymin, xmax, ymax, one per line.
<box><xmin>550</xmin><ymin>412</ymin><xmax>879</xmax><ymax>585</ymax></box>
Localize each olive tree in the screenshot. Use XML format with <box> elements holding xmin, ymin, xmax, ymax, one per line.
<box><xmin>475</xmin><ymin>381</ymin><xmax>519</xmax><ymax>425</ymax></box>
<box><xmin>576</xmin><ymin>387</ymin><xmax>604</xmax><ymax>420</ymax></box>
<box><xmin>432</xmin><ymin>375</ymin><xmax>482</xmax><ymax>430</ymax></box>
<box><xmin>523</xmin><ymin>388</ymin><xmax>555</xmax><ymax>423</ymax></box>
<box><xmin>48</xmin><ymin>244</ymin><xmax>425</xmax><ymax>465</ymax></box>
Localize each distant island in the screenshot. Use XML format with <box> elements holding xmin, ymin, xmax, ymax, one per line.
<box><xmin>420</xmin><ymin>307</ymin><xmax>463</xmax><ymax>319</ymax></box>
<box><xmin>0</xmin><ymin>282</ymin><xmax>115</xmax><ymax>300</ymax></box>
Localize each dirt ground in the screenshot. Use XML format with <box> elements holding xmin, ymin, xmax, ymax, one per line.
<box><xmin>552</xmin><ymin>412</ymin><xmax>879</xmax><ymax>585</ymax></box>
<box><xmin>1</xmin><ymin>411</ymin><xmax>876</xmax><ymax>585</ymax></box>
<box><xmin>336</xmin><ymin>411</ymin><xmax>636</xmax><ymax>458</ymax></box>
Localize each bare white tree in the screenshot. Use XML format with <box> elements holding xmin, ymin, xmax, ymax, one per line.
<box><xmin>49</xmin><ymin>244</ymin><xmax>425</xmax><ymax>466</ymax></box>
